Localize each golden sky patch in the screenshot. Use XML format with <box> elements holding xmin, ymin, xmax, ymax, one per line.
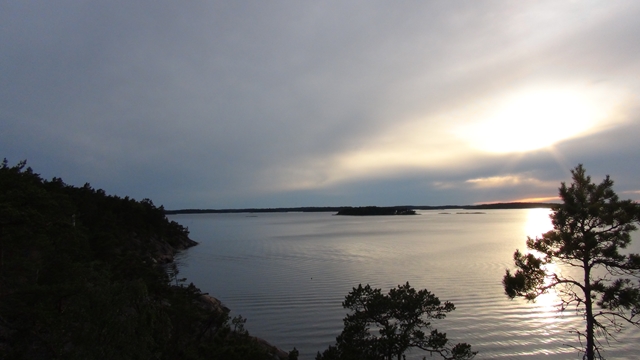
<box><xmin>453</xmin><ymin>83</ymin><xmax>629</xmax><ymax>154</ymax></box>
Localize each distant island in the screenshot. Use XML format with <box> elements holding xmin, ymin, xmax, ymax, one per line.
<box><xmin>164</xmin><ymin>202</ymin><xmax>558</xmax><ymax>215</ymax></box>
<box><xmin>336</xmin><ymin>206</ymin><xmax>417</xmax><ymax>216</ymax></box>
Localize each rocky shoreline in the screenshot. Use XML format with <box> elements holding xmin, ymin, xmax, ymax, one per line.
<box><xmin>1</xmin><ymin>160</ymin><xmax>295</xmax><ymax>359</ymax></box>
<box><xmin>153</xmin><ymin>233</ymin><xmax>199</xmax><ymax>264</ymax></box>
<box><xmin>162</xmin><ymin>234</ymin><xmax>292</xmax><ymax>360</ymax></box>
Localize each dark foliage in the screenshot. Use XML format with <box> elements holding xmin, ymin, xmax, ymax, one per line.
<box><xmin>316</xmin><ymin>283</ymin><xmax>476</xmax><ymax>360</ymax></box>
<box><xmin>503</xmin><ymin>164</ymin><xmax>640</xmax><ymax>360</ymax></box>
<box><xmin>0</xmin><ymin>159</ymin><xmax>284</xmax><ymax>360</ymax></box>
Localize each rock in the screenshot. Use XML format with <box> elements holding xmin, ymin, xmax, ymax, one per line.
<box><xmin>194</xmin><ymin>294</ymin><xmax>289</xmax><ymax>359</ymax></box>
<box><xmin>251</xmin><ymin>336</ymin><xmax>289</xmax><ymax>359</ymax></box>
<box><xmin>166</xmin><ymin>237</ymin><xmax>290</xmax><ymax>359</ymax></box>
<box><xmin>196</xmin><ymin>294</ymin><xmax>230</xmax><ymax>314</ymax></box>
<box><xmin>148</xmin><ymin>233</ymin><xmax>198</xmax><ymax>264</ymax></box>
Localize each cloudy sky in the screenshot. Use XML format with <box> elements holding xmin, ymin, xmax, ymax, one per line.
<box><xmin>2</xmin><ymin>1</ymin><xmax>640</xmax><ymax>209</ymax></box>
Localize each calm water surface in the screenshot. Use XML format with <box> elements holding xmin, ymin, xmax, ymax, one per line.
<box><xmin>169</xmin><ymin>209</ymin><xmax>640</xmax><ymax>359</ymax></box>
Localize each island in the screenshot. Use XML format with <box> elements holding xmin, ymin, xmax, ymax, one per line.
<box><xmin>335</xmin><ymin>206</ymin><xmax>417</xmax><ymax>216</ymax></box>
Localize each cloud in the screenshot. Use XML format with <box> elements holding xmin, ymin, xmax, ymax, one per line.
<box><xmin>621</xmin><ymin>190</ymin><xmax>640</xmax><ymax>202</ymax></box>
<box><xmin>432</xmin><ymin>171</ymin><xmax>558</xmax><ymax>193</ymax></box>
<box><xmin>1</xmin><ymin>1</ymin><xmax>640</xmax><ymax>208</ymax></box>
<box><xmin>496</xmin><ymin>196</ymin><xmax>561</xmax><ymax>204</ymax></box>
<box><xmin>466</xmin><ymin>175</ymin><xmax>537</xmax><ymax>189</ymax></box>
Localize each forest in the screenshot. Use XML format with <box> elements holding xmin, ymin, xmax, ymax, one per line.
<box><xmin>0</xmin><ymin>159</ymin><xmax>295</xmax><ymax>360</ymax></box>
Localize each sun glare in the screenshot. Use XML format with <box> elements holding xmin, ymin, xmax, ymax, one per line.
<box><xmin>523</xmin><ymin>209</ymin><xmax>564</xmax><ymax>320</ymax></box>
<box><xmin>524</xmin><ymin>208</ymin><xmax>553</xmax><ymax>239</ymax></box>
<box><xmin>457</xmin><ymin>87</ymin><xmax>618</xmax><ymax>153</ymax></box>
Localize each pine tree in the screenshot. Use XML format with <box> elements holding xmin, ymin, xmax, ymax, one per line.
<box><xmin>503</xmin><ymin>164</ymin><xmax>640</xmax><ymax>359</ymax></box>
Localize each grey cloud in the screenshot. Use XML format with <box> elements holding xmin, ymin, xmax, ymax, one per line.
<box><xmin>2</xmin><ymin>1</ymin><xmax>640</xmax><ymax>208</ymax></box>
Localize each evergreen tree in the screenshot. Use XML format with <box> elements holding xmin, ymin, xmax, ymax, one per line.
<box><xmin>0</xmin><ymin>159</ymin><xmax>287</xmax><ymax>360</ymax></box>
<box><xmin>503</xmin><ymin>164</ymin><xmax>640</xmax><ymax>360</ymax></box>
<box><xmin>317</xmin><ymin>282</ymin><xmax>475</xmax><ymax>360</ymax></box>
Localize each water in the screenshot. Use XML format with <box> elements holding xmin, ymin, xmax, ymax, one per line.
<box><xmin>169</xmin><ymin>209</ymin><xmax>640</xmax><ymax>359</ymax></box>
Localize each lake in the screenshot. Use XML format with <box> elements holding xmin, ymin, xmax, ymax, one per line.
<box><xmin>169</xmin><ymin>209</ymin><xmax>640</xmax><ymax>359</ymax></box>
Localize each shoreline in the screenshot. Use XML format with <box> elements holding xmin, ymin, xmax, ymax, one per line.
<box><xmin>167</xmin><ymin>236</ymin><xmax>292</xmax><ymax>360</ymax></box>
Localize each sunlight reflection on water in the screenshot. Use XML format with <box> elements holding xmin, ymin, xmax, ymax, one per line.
<box><xmin>524</xmin><ymin>208</ymin><xmax>553</xmax><ymax>238</ymax></box>
<box><xmin>171</xmin><ymin>209</ymin><xmax>640</xmax><ymax>359</ymax></box>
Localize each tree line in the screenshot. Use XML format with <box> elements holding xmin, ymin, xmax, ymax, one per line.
<box><xmin>2</xmin><ymin>159</ymin><xmax>638</xmax><ymax>360</ymax></box>
<box><xmin>0</xmin><ymin>159</ymin><xmax>292</xmax><ymax>360</ymax></box>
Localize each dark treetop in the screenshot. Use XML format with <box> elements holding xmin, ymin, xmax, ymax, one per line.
<box><xmin>0</xmin><ymin>159</ymin><xmax>294</xmax><ymax>360</ymax></box>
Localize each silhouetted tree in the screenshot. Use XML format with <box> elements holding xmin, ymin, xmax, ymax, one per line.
<box><xmin>316</xmin><ymin>282</ymin><xmax>476</xmax><ymax>360</ymax></box>
<box><xmin>0</xmin><ymin>159</ymin><xmax>287</xmax><ymax>360</ymax></box>
<box><xmin>503</xmin><ymin>164</ymin><xmax>640</xmax><ymax>360</ymax></box>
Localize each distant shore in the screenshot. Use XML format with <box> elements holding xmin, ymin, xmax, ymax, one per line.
<box><xmin>165</xmin><ymin>202</ymin><xmax>558</xmax><ymax>215</ymax></box>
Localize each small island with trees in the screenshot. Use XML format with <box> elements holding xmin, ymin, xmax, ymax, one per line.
<box><xmin>335</xmin><ymin>206</ymin><xmax>417</xmax><ymax>216</ymax></box>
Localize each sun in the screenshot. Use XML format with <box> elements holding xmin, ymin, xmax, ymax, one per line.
<box><xmin>456</xmin><ymin>87</ymin><xmax>615</xmax><ymax>153</ymax></box>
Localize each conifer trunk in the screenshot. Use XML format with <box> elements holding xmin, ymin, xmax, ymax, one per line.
<box><xmin>584</xmin><ymin>260</ymin><xmax>594</xmax><ymax>360</ymax></box>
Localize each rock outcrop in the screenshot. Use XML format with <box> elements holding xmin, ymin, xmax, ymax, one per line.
<box><xmin>195</xmin><ymin>294</ymin><xmax>290</xmax><ymax>359</ymax></box>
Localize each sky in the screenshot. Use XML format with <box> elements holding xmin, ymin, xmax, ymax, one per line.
<box><xmin>2</xmin><ymin>1</ymin><xmax>640</xmax><ymax>209</ymax></box>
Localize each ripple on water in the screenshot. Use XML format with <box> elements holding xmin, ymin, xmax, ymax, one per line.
<box><xmin>171</xmin><ymin>211</ymin><xmax>640</xmax><ymax>359</ymax></box>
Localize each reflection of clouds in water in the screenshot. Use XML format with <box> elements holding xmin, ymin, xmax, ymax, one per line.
<box><xmin>524</xmin><ymin>208</ymin><xmax>553</xmax><ymax>239</ymax></box>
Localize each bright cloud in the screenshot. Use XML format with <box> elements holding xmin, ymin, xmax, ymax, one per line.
<box><xmin>510</xmin><ymin>196</ymin><xmax>561</xmax><ymax>203</ymax></box>
<box><xmin>272</xmin><ymin>82</ymin><xmax>632</xmax><ymax>193</ymax></box>
<box><xmin>465</xmin><ymin>175</ymin><xmax>553</xmax><ymax>189</ymax></box>
<box><xmin>452</xmin><ymin>84</ymin><xmax>630</xmax><ymax>154</ymax></box>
